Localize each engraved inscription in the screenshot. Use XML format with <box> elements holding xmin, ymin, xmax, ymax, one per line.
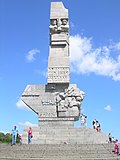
<box><xmin>48</xmin><ymin>67</ymin><xmax>70</xmax><ymax>82</ymax></box>
<box><xmin>41</xmin><ymin>99</ymin><xmax>56</xmax><ymax>105</ymax></box>
<box><xmin>39</xmin><ymin>112</ymin><xmax>56</xmax><ymax>117</ymax></box>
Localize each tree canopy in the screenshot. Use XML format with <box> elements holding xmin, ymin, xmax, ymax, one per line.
<box><xmin>0</xmin><ymin>132</ymin><xmax>19</xmax><ymax>143</ymax></box>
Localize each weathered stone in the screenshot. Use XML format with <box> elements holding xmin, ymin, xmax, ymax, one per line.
<box><xmin>20</xmin><ymin>2</ymin><xmax>110</xmax><ymax>145</ymax></box>
<box><xmin>48</xmin><ymin>2</ymin><xmax>70</xmax><ymax>84</ymax></box>
<box><xmin>0</xmin><ymin>143</ymin><xmax>118</xmax><ymax>160</ymax></box>
<box><xmin>21</xmin><ymin>2</ymin><xmax>85</xmax><ymax>127</ymax></box>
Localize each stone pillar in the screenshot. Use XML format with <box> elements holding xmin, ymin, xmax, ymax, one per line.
<box><xmin>48</xmin><ymin>2</ymin><xmax>70</xmax><ymax>84</ymax></box>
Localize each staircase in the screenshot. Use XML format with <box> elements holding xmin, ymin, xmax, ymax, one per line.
<box><xmin>0</xmin><ymin>143</ymin><xmax>120</xmax><ymax>160</ymax></box>
<box><xmin>22</xmin><ymin>126</ymin><xmax>108</xmax><ymax>144</ymax></box>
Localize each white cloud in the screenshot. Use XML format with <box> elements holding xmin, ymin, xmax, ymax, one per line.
<box><xmin>18</xmin><ymin>121</ymin><xmax>38</xmax><ymax>128</ymax></box>
<box><xmin>35</xmin><ymin>69</ymin><xmax>47</xmax><ymax>78</ymax></box>
<box><xmin>26</xmin><ymin>49</ymin><xmax>40</xmax><ymax>62</ymax></box>
<box><xmin>70</xmin><ymin>34</ymin><xmax>120</xmax><ymax>81</ymax></box>
<box><xmin>116</xmin><ymin>42</ymin><xmax>120</xmax><ymax>50</ymax></box>
<box><xmin>109</xmin><ymin>42</ymin><xmax>120</xmax><ymax>50</ymax></box>
<box><xmin>0</xmin><ymin>131</ymin><xmax>9</xmax><ymax>134</ymax></box>
<box><xmin>16</xmin><ymin>99</ymin><xmax>28</xmax><ymax>110</ymax></box>
<box><xmin>104</xmin><ymin>105</ymin><xmax>112</xmax><ymax>111</ymax></box>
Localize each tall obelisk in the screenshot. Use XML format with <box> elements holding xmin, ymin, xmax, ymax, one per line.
<box><xmin>48</xmin><ymin>2</ymin><xmax>70</xmax><ymax>84</ymax></box>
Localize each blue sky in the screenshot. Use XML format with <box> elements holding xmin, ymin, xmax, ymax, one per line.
<box><xmin>0</xmin><ymin>0</ymin><xmax>120</xmax><ymax>141</ymax></box>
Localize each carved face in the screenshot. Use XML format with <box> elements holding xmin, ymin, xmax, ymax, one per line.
<box><xmin>51</xmin><ymin>19</ymin><xmax>57</xmax><ymax>25</ymax></box>
<box><xmin>62</xmin><ymin>19</ymin><xmax>68</xmax><ymax>25</ymax></box>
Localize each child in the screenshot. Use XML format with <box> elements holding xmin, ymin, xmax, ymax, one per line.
<box><xmin>19</xmin><ymin>134</ymin><xmax>22</xmax><ymax>145</ymax></box>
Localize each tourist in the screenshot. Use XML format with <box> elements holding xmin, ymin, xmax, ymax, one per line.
<box><xmin>92</xmin><ymin>119</ymin><xmax>97</xmax><ymax>129</ymax></box>
<box><xmin>80</xmin><ymin>114</ymin><xmax>87</xmax><ymax>126</ymax></box>
<box><xmin>96</xmin><ymin>120</ymin><xmax>101</xmax><ymax>132</ymax></box>
<box><xmin>92</xmin><ymin>119</ymin><xmax>101</xmax><ymax>132</ymax></box>
<box><xmin>108</xmin><ymin>133</ymin><xmax>112</xmax><ymax>143</ymax></box>
<box><xmin>28</xmin><ymin>127</ymin><xmax>33</xmax><ymax>144</ymax></box>
<box><xmin>112</xmin><ymin>139</ymin><xmax>119</xmax><ymax>155</ymax></box>
<box><xmin>19</xmin><ymin>134</ymin><xmax>22</xmax><ymax>145</ymax></box>
<box><xmin>11</xmin><ymin>125</ymin><xmax>18</xmax><ymax>145</ymax></box>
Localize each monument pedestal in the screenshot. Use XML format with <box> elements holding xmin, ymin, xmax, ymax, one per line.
<box><xmin>22</xmin><ymin>126</ymin><xmax>108</xmax><ymax>144</ymax></box>
<box><xmin>39</xmin><ymin>117</ymin><xmax>74</xmax><ymax>127</ymax></box>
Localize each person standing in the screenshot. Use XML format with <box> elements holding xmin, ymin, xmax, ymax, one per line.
<box><xmin>92</xmin><ymin>119</ymin><xmax>97</xmax><ymax>129</ymax></box>
<box><xmin>80</xmin><ymin>114</ymin><xmax>87</xmax><ymax>126</ymax></box>
<box><xmin>28</xmin><ymin>127</ymin><xmax>33</xmax><ymax>144</ymax></box>
<box><xmin>11</xmin><ymin>125</ymin><xmax>18</xmax><ymax>145</ymax></box>
<box><xmin>108</xmin><ymin>133</ymin><xmax>112</xmax><ymax>143</ymax></box>
<box><xmin>113</xmin><ymin>139</ymin><xmax>119</xmax><ymax>155</ymax></box>
<box><xmin>96</xmin><ymin>120</ymin><xmax>101</xmax><ymax>132</ymax></box>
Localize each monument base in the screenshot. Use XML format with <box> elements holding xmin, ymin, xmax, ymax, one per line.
<box><xmin>22</xmin><ymin>125</ymin><xmax>108</xmax><ymax>144</ymax></box>
<box><xmin>39</xmin><ymin>117</ymin><xmax>74</xmax><ymax>127</ymax></box>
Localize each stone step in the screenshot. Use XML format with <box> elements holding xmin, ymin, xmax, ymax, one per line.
<box><xmin>0</xmin><ymin>144</ymin><xmax>119</xmax><ymax>160</ymax></box>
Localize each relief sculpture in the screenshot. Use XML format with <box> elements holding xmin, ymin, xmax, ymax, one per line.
<box><xmin>56</xmin><ymin>86</ymin><xmax>85</xmax><ymax>119</ymax></box>
<box><xmin>50</xmin><ymin>18</ymin><xmax>69</xmax><ymax>34</ymax></box>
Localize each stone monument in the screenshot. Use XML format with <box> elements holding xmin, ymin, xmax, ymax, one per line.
<box><xmin>21</xmin><ymin>2</ymin><xmax>107</xmax><ymax>144</ymax></box>
<box><xmin>21</xmin><ymin>1</ymin><xmax>85</xmax><ymax>127</ymax></box>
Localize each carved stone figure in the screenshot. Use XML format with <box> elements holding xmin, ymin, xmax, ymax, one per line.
<box><xmin>55</xmin><ymin>86</ymin><xmax>85</xmax><ymax>120</ymax></box>
<box><xmin>50</xmin><ymin>19</ymin><xmax>57</xmax><ymax>33</ymax></box>
<box><xmin>50</xmin><ymin>18</ymin><xmax>69</xmax><ymax>33</ymax></box>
